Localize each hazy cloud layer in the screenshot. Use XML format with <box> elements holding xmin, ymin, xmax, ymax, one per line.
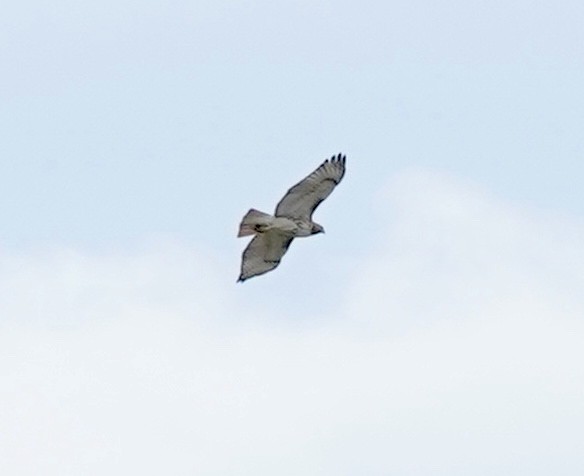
<box><xmin>1</xmin><ymin>170</ymin><xmax>583</xmax><ymax>475</ymax></box>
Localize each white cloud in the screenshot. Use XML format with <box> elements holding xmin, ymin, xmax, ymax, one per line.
<box><xmin>1</xmin><ymin>169</ymin><xmax>583</xmax><ymax>475</ymax></box>
<box><xmin>347</xmin><ymin>168</ymin><xmax>584</xmax><ymax>329</ymax></box>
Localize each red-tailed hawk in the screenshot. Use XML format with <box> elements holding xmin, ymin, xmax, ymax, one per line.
<box><xmin>237</xmin><ymin>153</ymin><xmax>347</xmax><ymax>282</ymax></box>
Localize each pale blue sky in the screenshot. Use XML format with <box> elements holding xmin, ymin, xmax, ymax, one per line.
<box><xmin>2</xmin><ymin>0</ymin><xmax>584</xmax><ymax>250</ymax></box>
<box><xmin>1</xmin><ymin>1</ymin><xmax>584</xmax><ymax>474</ymax></box>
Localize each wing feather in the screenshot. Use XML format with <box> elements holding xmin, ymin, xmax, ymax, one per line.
<box><xmin>275</xmin><ymin>153</ymin><xmax>346</xmax><ymax>220</ymax></box>
<box><xmin>238</xmin><ymin>231</ymin><xmax>294</xmax><ymax>282</ymax></box>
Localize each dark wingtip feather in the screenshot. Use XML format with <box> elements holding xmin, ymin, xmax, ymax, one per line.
<box><xmin>330</xmin><ymin>153</ymin><xmax>345</xmax><ymax>166</ymax></box>
<box><xmin>324</xmin><ymin>153</ymin><xmax>347</xmax><ymax>165</ymax></box>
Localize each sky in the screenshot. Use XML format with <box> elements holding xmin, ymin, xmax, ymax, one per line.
<box><xmin>1</xmin><ymin>0</ymin><xmax>584</xmax><ymax>474</ymax></box>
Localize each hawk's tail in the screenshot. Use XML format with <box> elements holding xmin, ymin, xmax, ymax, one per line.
<box><xmin>238</xmin><ymin>208</ymin><xmax>273</xmax><ymax>237</ymax></box>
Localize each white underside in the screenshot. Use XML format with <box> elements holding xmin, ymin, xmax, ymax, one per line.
<box><xmin>271</xmin><ymin>217</ymin><xmax>312</xmax><ymax>237</ymax></box>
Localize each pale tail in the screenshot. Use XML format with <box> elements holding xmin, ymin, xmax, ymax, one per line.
<box><xmin>238</xmin><ymin>208</ymin><xmax>273</xmax><ymax>237</ymax></box>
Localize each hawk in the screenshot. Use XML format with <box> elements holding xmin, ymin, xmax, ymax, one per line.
<box><xmin>237</xmin><ymin>153</ymin><xmax>347</xmax><ymax>282</ymax></box>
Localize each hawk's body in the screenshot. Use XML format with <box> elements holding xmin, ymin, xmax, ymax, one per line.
<box><xmin>237</xmin><ymin>153</ymin><xmax>346</xmax><ymax>282</ymax></box>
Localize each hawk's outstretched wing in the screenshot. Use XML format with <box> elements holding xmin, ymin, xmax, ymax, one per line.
<box><xmin>238</xmin><ymin>231</ymin><xmax>294</xmax><ymax>282</ymax></box>
<box><xmin>275</xmin><ymin>153</ymin><xmax>346</xmax><ymax>220</ymax></box>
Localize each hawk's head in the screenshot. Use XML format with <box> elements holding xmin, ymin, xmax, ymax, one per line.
<box><xmin>311</xmin><ymin>223</ymin><xmax>325</xmax><ymax>235</ymax></box>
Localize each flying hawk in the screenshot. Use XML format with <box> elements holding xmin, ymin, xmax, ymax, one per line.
<box><xmin>237</xmin><ymin>153</ymin><xmax>347</xmax><ymax>282</ymax></box>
